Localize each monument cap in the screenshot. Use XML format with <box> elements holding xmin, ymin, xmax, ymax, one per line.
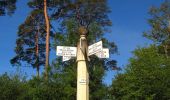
<box><xmin>79</xmin><ymin>26</ymin><xmax>88</xmax><ymax>36</ymax></box>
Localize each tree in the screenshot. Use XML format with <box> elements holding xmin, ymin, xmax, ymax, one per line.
<box><xmin>0</xmin><ymin>72</ymin><xmax>27</xmax><ymax>100</ymax></box>
<box><xmin>0</xmin><ymin>0</ymin><xmax>17</xmax><ymax>16</ymax></box>
<box><xmin>51</xmin><ymin>0</ymin><xmax>117</xmax><ymax>99</ymax></box>
<box><xmin>11</xmin><ymin>10</ymin><xmax>46</xmax><ymax>78</ymax></box>
<box><xmin>52</xmin><ymin>0</ymin><xmax>112</xmax><ymax>36</ymax></box>
<box><xmin>110</xmin><ymin>46</ymin><xmax>170</xmax><ymax>99</ymax></box>
<box><xmin>11</xmin><ymin>0</ymin><xmax>70</xmax><ymax>79</ymax></box>
<box><xmin>12</xmin><ymin>0</ymin><xmax>56</xmax><ymax>78</ymax></box>
<box><xmin>144</xmin><ymin>0</ymin><xmax>170</xmax><ymax>57</ymax></box>
<box><xmin>43</xmin><ymin>0</ymin><xmax>50</xmax><ymax>80</ymax></box>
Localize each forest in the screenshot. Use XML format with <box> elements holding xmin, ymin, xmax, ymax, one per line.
<box><xmin>0</xmin><ymin>0</ymin><xmax>170</xmax><ymax>100</ymax></box>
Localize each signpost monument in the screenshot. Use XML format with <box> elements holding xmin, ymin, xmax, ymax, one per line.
<box><xmin>56</xmin><ymin>26</ymin><xmax>109</xmax><ymax>100</ymax></box>
<box><xmin>76</xmin><ymin>27</ymin><xmax>89</xmax><ymax>100</ymax></box>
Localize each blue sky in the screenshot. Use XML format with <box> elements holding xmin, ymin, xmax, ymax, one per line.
<box><xmin>0</xmin><ymin>0</ymin><xmax>163</xmax><ymax>85</ymax></box>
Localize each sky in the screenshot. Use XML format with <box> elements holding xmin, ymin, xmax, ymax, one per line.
<box><xmin>0</xmin><ymin>0</ymin><xmax>163</xmax><ymax>85</ymax></box>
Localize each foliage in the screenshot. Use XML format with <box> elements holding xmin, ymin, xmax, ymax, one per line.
<box><xmin>110</xmin><ymin>45</ymin><xmax>170</xmax><ymax>100</ymax></box>
<box><xmin>0</xmin><ymin>0</ymin><xmax>17</xmax><ymax>16</ymax></box>
<box><xmin>144</xmin><ymin>0</ymin><xmax>170</xmax><ymax>44</ymax></box>
<box><xmin>11</xmin><ymin>10</ymin><xmax>46</xmax><ymax>78</ymax></box>
<box><xmin>144</xmin><ymin>0</ymin><xmax>170</xmax><ymax>57</ymax></box>
<box><xmin>61</xmin><ymin>0</ymin><xmax>112</xmax><ymax>28</ymax></box>
<box><xmin>0</xmin><ymin>73</ymin><xmax>27</xmax><ymax>100</ymax></box>
<box><xmin>0</xmin><ymin>73</ymin><xmax>75</xmax><ymax>100</ymax></box>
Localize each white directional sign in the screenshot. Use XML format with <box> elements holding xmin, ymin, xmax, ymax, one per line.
<box><xmin>95</xmin><ymin>48</ymin><xmax>109</xmax><ymax>58</ymax></box>
<box><xmin>88</xmin><ymin>41</ymin><xmax>103</xmax><ymax>56</ymax></box>
<box><xmin>56</xmin><ymin>46</ymin><xmax>77</xmax><ymax>57</ymax></box>
<box><xmin>62</xmin><ymin>56</ymin><xmax>72</xmax><ymax>62</ymax></box>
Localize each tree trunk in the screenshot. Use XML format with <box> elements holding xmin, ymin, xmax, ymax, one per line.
<box><xmin>163</xmin><ymin>44</ymin><xmax>168</xmax><ymax>58</ymax></box>
<box><xmin>44</xmin><ymin>0</ymin><xmax>50</xmax><ymax>80</ymax></box>
<box><xmin>36</xmin><ymin>27</ymin><xmax>40</xmax><ymax>78</ymax></box>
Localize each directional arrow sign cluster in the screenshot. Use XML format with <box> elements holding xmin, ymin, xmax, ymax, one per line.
<box><xmin>56</xmin><ymin>41</ymin><xmax>109</xmax><ymax>62</ymax></box>
<box><xmin>56</xmin><ymin>46</ymin><xmax>77</xmax><ymax>61</ymax></box>
<box><xmin>88</xmin><ymin>41</ymin><xmax>103</xmax><ymax>56</ymax></box>
<box><xmin>88</xmin><ymin>41</ymin><xmax>109</xmax><ymax>58</ymax></box>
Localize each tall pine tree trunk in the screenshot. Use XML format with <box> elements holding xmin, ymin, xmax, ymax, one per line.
<box><xmin>44</xmin><ymin>0</ymin><xmax>50</xmax><ymax>80</ymax></box>
<box><xmin>35</xmin><ymin>28</ymin><xmax>40</xmax><ymax>78</ymax></box>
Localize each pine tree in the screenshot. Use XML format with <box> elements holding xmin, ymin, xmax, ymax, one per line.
<box><xmin>26</xmin><ymin>0</ymin><xmax>71</xmax><ymax>79</ymax></box>
<box><xmin>11</xmin><ymin>10</ymin><xmax>46</xmax><ymax>78</ymax></box>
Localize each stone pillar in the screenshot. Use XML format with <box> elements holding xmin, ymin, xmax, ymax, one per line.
<box><xmin>76</xmin><ymin>26</ymin><xmax>89</xmax><ymax>100</ymax></box>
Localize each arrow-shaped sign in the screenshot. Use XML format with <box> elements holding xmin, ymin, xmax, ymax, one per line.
<box><xmin>88</xmin><ymin>41</ymin><xmax>102</xmax><ymax>56</ymax></box>
<box><xmin>56</xmin><ymin>46</ymin><xmax>77</xmax><ymax>57</ymax></box>
<box><xmin>95</xmin><ymin>48</ymin><xmax>109</xmax><ymax>58</ymax></box>
<box><xmin>56</xmin><ymin>46</ymin><xmax>77</xmax><ymax>62</ymax></box>
<box><xmin>62</xmin><ymin>56</ymin><xmax>72</xmax><ymax>62</ymax></box>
